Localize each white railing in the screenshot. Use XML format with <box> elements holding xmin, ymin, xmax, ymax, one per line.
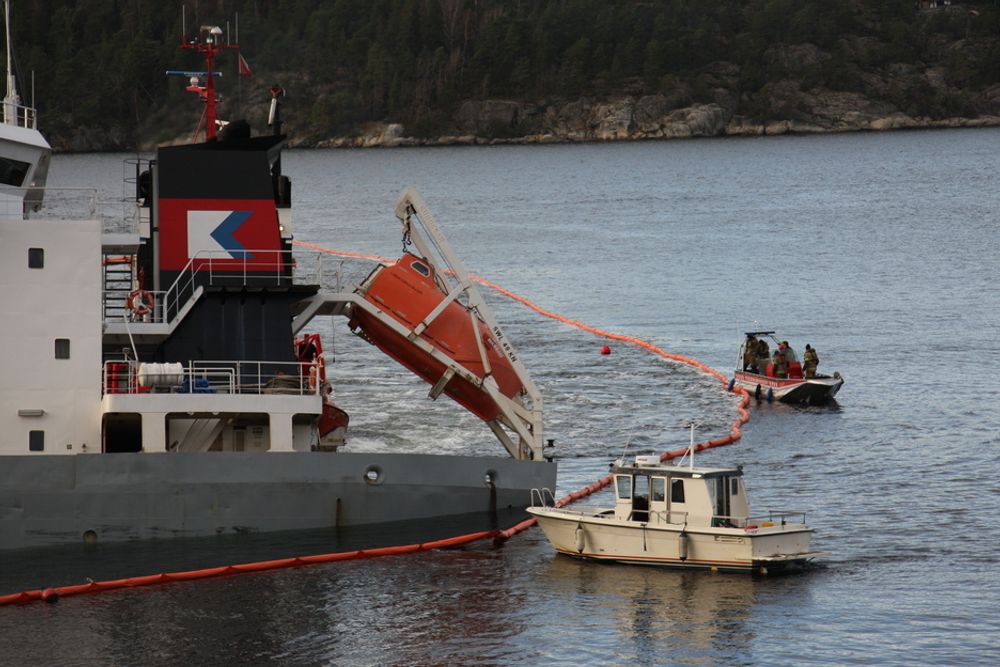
<box><xmin>3</xmin><ymin>99</ymin><xmax>38</xmax><ymax>129</ymax></box>
<box><xmin>103</xmin><ymin>359</ymin><xmax>322</xmax><ymax>397</ymax></box>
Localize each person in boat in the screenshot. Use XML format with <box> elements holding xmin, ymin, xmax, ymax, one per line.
<box><xmin>772</xmin><ymin>348</ymin><xmax>788</xmax><ymax>378</ymax></box>
<box><xmin>743</xmin><ymin>335</ymin><xmax>757</xmax><ymax>372</ymax></box>
<box><xmin>755</xmin><ymin>338</ymin><xmax>770</xmax><ymax>374</ymax></box>
<box><xmin>780</xmin><ymin>340</ymin><xmax>797</xmax><ymax>363</ymax></box>
<box><xmin>803</xmin><ymin>344</ymin><xmax>819</xmax><ymax>378</ymax></box>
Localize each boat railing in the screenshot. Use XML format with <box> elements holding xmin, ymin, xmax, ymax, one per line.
<box><xmin>722</xmin><ymin>511</ymin><xmax>808</xmax><ymax>529</ymax></box>
<box><xmin>103</xmin><ymin>359</ymin><xmax>322</xmax><ymax>397</ymax></box>
<box><xmin>530</xmin><ymin>487</ymin><xmax>557</xmax><ymax>508</ymax></box>
<box><xmin>648</xmin><ymin>510</ymin><xmax>690</xmax><ymax>525</ymax></box>
<box><xmin>3</xmin><ymin>99</ymin><xmax>39</xmax><ymax>129</ymax></box>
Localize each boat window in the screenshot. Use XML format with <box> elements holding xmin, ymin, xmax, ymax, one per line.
<box><xmin>0</xmin><ymin>156</ymin><xmax>30</xmax><ymax>187</ymax></box>
<box><xmin>615</xmin><ymin>475</ymin><xmax>631</xmax><ymax>500</ymax></box>
<box><xmin>28</xmin><ymin>248</ymin><xmax>44</xmax><ymax>269</ymax></box>
<box><xmin>731</xmin><ymin>478</ymin><xmax>739</xmax><ymax>496</ymax></box>
<box><xmin>651</xmin><ymin>477</ymin><xmax>666</xmax><ymax>502</ymax></box>
<box><xmin>29</xmin><ymin>430</ymin><xmax>44</xmax><ymax>452</ymax></box>
<box><xmin>671</xmin><ymin>479</ymin><xmax>685</xmax><ymax>503</ymax></box>
<box><xmin>634</xmin><ymin>475</ymin><xmax>649</xmax><ymax>500</ymax></box>
<box><xmin>410</xmin><ymin>260</ymin><xmax>430</xmax><ymax>277</ymax></box>
<box><xmin>54</xmin><ymin>338</ymin><xmax>70</xmax><ymax>360</ymax></box>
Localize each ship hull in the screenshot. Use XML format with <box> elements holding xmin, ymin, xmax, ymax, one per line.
<box><xmin>0</xmin><ymin>452</ymin><xmax>556</xmax><ymax>550</ymax></box>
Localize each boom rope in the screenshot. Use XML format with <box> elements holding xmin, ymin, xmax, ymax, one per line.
<box><xmin>0</xmin><ymin>241</ymin><xmax>750</xmax><ymax>606</ymax></box>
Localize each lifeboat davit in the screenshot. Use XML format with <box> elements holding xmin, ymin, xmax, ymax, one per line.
<box><xmin>349</xmin><ymin>253</ymin><xmax>523</xmax><ymax>421</ymax></box>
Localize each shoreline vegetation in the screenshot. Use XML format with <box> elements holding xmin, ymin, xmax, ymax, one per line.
<box><xmin>18</xmin><ymin>1</ymin><xmax>1000</xmax><ymax>153</ymax></box>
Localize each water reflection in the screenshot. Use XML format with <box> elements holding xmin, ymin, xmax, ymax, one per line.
<box><xmin>539</xmin><ymin>555</ymin><xmax>760</xmax><ymax>664</ymax></box>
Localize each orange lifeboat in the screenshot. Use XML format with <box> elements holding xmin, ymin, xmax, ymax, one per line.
<box><xmin>349</xmin><ymin>253</ymin><xmax>523</xmax><ymax>421</ymax></box>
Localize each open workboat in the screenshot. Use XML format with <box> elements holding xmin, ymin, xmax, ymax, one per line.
<box><xmin>528</xmin><ymin>451</ymin><xmax>824</xmax><ymax>574</ymax></box>
<box><xmin>731</xmin><ymin>331</ymin><xmax>843</xmax><ymax>404</ymax></box>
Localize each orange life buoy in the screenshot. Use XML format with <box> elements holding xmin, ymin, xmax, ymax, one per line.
<box><xmin>127</xmin><ymin>289</ymin><xmax>155</xmax><ymax>316</ymax></box>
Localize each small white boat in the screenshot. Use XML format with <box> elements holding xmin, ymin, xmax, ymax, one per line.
<box><xmin>731</xmin><ymin>330</ymin><xmax>843</xmax><ymax>404</ymax></box>
<box><xmin>528</xmin><ymin>453</ymin><xmax>825</xmax><ymax>574</ymax></box>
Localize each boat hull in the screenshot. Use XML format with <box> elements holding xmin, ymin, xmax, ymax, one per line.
<box><xmin>528</xmin><ymin>508</ymin><xmax>818</xmax><ymax>574</ymax></box>
<box><xmin>733</xmin><ymin>371</ymin><xmax>843</xmax><ymax>404</ymax></box>
<box><xmin>0</xmin><ymin>452</ymin><xmax>555</xmax><ymax>550</ymax></box>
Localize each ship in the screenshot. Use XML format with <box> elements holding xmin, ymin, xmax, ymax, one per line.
<box><xmin>0</xmin><ymin>19</ymin><xmax>555</xmax><ymax>550</ymax></box>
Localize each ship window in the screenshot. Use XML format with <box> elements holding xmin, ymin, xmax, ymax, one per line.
<box><xmin>28</xmin><ymin>248</ymin><xmax>44</xmax><ymax>268</ymax></box>
<box><xmin>615</xmin><ymin>475</ymin><xmax>631</xmax><ymax>500</ymax></box>
<box><xmin>671</xmin><ymin>479</ymin><xmax>685</xmax><ymax>503</ymax></box>
<box><xmin>54</xmin><ymin>338</ymin><xmax>70</xmax><ymax>359</ymax></box>
<box><xmin>29</xmin><ymin>430</ymin><xmax>44</xmax><ymax>451</ymax></box>
<box><xmin>731</xmin><ymin>478</ymin><xmax>739</xmax><ymax>495</ymax></box>
<box><xmin>651</xmin><ymin>477</ymin><xmax>666</xmax><ymax>502</ymax></box>
<box><xmin>410</xmin><ymin>260</ymin><xmax>430</xmax><ymax>277</ymax></box>
<box><xmin>0</xmin><ymin>156</ymin><xmax>30</xmax><ymax>187</ymax></box>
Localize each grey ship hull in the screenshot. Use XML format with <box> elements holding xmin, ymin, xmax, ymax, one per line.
<box><xmin>0</xmin><ymin>452</ymin><xmax>556</xmax><ymax>550</ymax></box>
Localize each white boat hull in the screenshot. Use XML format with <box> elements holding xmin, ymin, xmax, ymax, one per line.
<box><xmin>528</xmin><ymin>507</ymin><xmax>819</xmax><ymax>573</ymax></box>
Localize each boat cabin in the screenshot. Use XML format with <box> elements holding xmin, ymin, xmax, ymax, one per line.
<box><xmin>612</xmin><ymin>455</ymin><xmax>750</xmax><ymax>528</ymax></box>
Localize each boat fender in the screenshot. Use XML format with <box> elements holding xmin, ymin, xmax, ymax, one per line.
<box><xmin>754</xmin><ymin>384</ymin><xmax>762</xmax><ymax>400</ymax></box>
<box><xmin>766</xmin><ymin>387</ymin><xmax>774</xmax><ymax>403</ymax></box>
<box><xmin>678</xmin><ymin>530</ymin><xmax>688</xmax><ymax>561</ymax></box>
<box><xmin>575</xmin><ymin>524</ymin><xmax>586</xmax><ymax>554</ymax></box>
<box><xmin>727</xmin><ymin>378</ymin><xmax>735</xmax><ymax>392</ymax></box>
<box><xmin>127</xmin><ymin>289</ymin><xmax>155</xmax><ymax>316</ymax></box>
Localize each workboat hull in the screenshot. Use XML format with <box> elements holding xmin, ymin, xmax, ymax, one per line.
<box><xmin>527</xmin><ymin>508</ymin><xmax>819</xmax><ymax>574</ymax></box>
<box><xmin>733</xmin><ymin>371</ymin><xmax>843</xmax><ymax>404</ymax></box>
<box><xmin>0</xmin><ymin>452</ymin><xmax>555</xmax><ymax>550</ymax></box>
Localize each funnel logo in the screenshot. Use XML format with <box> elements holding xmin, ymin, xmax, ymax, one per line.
<box><xmin>187</xmin><ymin>210</ymin><xmax>255</xmax><ymax>260</ymax></box>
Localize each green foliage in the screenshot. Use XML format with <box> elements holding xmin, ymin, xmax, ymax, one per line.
<box><xmin>7</xmin><ymin>0</ymin><xmax>1000</xmax><ymax>147</ymax></box>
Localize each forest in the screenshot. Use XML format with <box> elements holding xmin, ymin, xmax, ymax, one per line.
<box><xmin>10</xmin><ymin>0</ymin><xmax>1000</xmax><ymax>149</ymax></box>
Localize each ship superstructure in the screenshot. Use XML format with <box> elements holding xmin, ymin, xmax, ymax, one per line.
<box><xmin>0</xmin><ymin>20</ymin><xmax>554</xmax><ymax>549</ymax></box>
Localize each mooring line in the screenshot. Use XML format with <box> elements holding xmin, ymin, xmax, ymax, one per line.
<box><xmin>0</xmin><ymin>241</ymin><xmax>749</xmax><ymax>606</ymax></box>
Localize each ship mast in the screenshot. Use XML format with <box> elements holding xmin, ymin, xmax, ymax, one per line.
<box><xmin>3</xmin><ymin>0</ymin><xmax>20</xmax><ymax>126</ymax></box>
<box><xmin>178</xmin><ymin>25</ymin><xmax>238</xmax><ymax>140</ymax></box>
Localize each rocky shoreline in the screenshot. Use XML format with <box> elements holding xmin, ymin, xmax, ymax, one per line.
<box><xmin>311</xmin><ymin>96</ymin><xmax>1000</xmax><ymax>149</ymax></box>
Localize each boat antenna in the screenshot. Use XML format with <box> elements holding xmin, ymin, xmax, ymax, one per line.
<box><xmin>676</xmin><ymin>420</ymin><xmax>700</xmax><ymax>469</ymax></box>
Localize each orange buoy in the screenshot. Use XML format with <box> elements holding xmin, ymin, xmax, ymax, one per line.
<box><xmin>41</xmin><ymin>588</ymin><xmax>59</xmax><ymax>603</ymax></box>
<box><xmin>600</xmin><ymin>345</ymin><xmax>611</xmax><ymax>355</ymax></box>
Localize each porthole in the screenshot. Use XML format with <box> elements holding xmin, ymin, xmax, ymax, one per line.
<box><xmin>82</xmin><ymin>530</ymin><xmax>97</xmax><ymax>545</ymax></box>
<box><xmin>363</xmin><ymin>465</ymin><xmax>384</xmax><ymax>485</ymax></box>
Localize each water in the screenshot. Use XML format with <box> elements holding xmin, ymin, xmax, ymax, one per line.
<box><xmin>2</xmin><ymin>129</ymin><xmax>999</xmax><ymax>665</ymax></box>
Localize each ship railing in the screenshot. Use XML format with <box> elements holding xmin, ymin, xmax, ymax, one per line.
<box><xmin>103</xmin><ymin>288</ymin><xmax>169</xmax><ymax>323</ymax></box>
<box><xmin>103</xmin><ymin>360</ymin><xmax>322</xmax><ymax>397</ymax></box>
<box><xmin>2</xmin><ymin>99</ymin><xmax>38</xmax><ymax>129</ymax></box>
<box><xmin>160</xmin><ymin>250</ymin><xmax>376</xmax><ymax>322</ymax></box>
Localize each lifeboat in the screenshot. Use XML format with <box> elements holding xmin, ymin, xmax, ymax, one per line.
<box><xmin>349</xmin><ymin>253</ymin><xmax>523</xmax><ymax>421</ymax></box>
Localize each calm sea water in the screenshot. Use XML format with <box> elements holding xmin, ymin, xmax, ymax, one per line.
<box><xmin>2</xmin><ymin>129</ymin><xmax>999</xmax><ymax>666</ymax></box>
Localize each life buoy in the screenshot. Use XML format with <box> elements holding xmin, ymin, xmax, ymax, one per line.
<box><xmin>127</xmin><ymin>289</ymin><xmax>155</xmax><ymax>316</ymax></box>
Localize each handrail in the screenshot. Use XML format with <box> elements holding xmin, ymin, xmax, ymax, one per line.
<box><xmin>103</xmin><ymin>359</ymin><xmax>321</xmax><ymax>397</ymax></box>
